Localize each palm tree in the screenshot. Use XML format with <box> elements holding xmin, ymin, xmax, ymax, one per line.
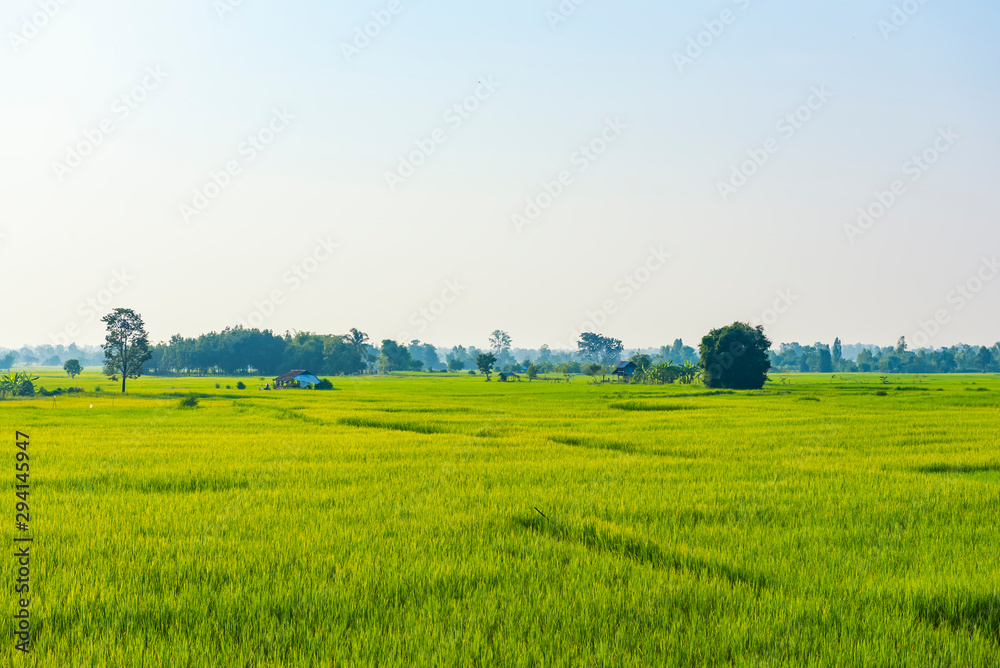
<box><xmin>344</xmin><ymin>329</ymin><xmax>370</xmax><ymax>370</ymax></box>
<box><xmin>345</xmin><ymin>328</ymin><xmax>369</xmax><ymax>350</ymax></box>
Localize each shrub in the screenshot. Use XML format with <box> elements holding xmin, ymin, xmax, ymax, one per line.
<box><xmin>225</xmin><ymin>385</ymin><xmax>231</xmax><ymax>389</ymax></box>
<box><xmin>875</xmin><ymin>390</ymin><xmax>888</xmax><ymax>397</ymax></box>
<box><xmin>94</xmin><ymin>386</ymin><xmax>103</xmax><ymax>392</ymax></box>
<box><xmin>315</xmin><ymin>378</ymin><xmax>334</xmax><ymax>391</ymax></box>
<box><xmin>215</xmin><ymin>383</ymin><xmax>221</xmax><ymax>389</ymax></box>
<box><xmin>179</xmin><ymin>394</ymin><xmax>199</xmax><ymax>408</ymax></box>
<box><xmin>468</xmin><ymin>370</ymin><xmax>476</xmax><ymax>375</ymax></box>
<box><xmin>237</xmin><ymin>381</ymin><xmax>246</xmax><ymax>390</ymax></box>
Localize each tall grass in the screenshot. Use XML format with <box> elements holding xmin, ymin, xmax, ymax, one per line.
<box><xmin>2</xmin><ymin>371</ymin><xmax>999</xmax><ymax>665</ymax></box>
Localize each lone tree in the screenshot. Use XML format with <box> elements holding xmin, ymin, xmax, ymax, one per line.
<box><xmin>63</xmin><ymin>359</ymin><xmax>83</xmax><ymax>379</ymax></box>
<box><xmin>101</xmin><ymin>308</ymin><xmax>152</xmax><ymax>393</ymax></box>
<box><xmin>699</xmin><ymin>322</ymin><xmax>772</xmax><ymax>390</ymax></box>
<box><xmin>476</xmin><ymin>352</ymin><xmax>497</xmax><ymax>381</ymax></box>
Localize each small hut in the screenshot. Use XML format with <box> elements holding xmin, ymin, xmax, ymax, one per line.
<box><xmin>612</xmin><ymin>361</ymin><xmax>637</xmax><ymax>380</ymax></box>
<box><xmin>273</xmin><ymin>370</ymin><xmax>322</xmax><ymax>389</ymax></box>
<box><xmin>498</xmin><ymin>372</ymin><xmax>521</xmax><ymax>382</ymax></box>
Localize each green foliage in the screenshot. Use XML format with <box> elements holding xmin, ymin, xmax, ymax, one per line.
<box><xmin>578</xmin><ymin>332</ymin><xmax>624</xmax><ymax>365</ymax></box>
<box><xmin>236</xmin><ymin>381</ymin><xmax>246</xmax><ymax>390</ymax></box>
<box><xmin>314</xmin><ymin>378</ymin><xmax>334</xmax><ymax>390</ymax></box>
<box><xmin>63</xmin><ymin>358</ymin><xmax>83</xmax><ymax>378</ymax></box>
<box><xmin>379</xmin><ymin>339</ymin><xmax>421</xmax><ymax>373</ymax></box>
<box><xmin>102</xmin><ymin>307</ymin><xmax>153</xmax><ymax>393</ymax></box>
<box><xmin>476</xmin><ymin>352</ymin><xmax>497</xmax><ymax>381</ymax></box>
<box><xmin>178</xmin><ymin>394</ymin><xmax>199</xmax><ymax>408</ymax></box>
<box><xmin>0</xmin><ymin>371</ymin><xmax>39</xmax><ymax>398</ymax></box>
<box><xmin>700</xmin><ymin>322</ymin><xmax>772</xmax><ymax>390</ymax></box>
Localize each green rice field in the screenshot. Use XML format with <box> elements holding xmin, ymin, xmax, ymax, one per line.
<box><xmin>3</xmin><ymin>371</ymin><xmax>1000</xmax><ymax>666</ymax></box>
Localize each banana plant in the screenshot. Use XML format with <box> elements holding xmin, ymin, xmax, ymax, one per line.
<box><xmin>0</xmin><ymin>371</ymin><xmax>39</xmax><ymax>398</ymax></box>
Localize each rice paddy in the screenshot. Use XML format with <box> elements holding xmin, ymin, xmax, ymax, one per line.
<box><xmin>2</xmin><ymin>371</ymin><xmax>999</xmax><ymax>666</ymax></box>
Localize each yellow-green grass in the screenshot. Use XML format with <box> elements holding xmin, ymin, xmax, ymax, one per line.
<box><xmin>2</xmin><ymin>371</ymin><xmax>1000</xmax><ymax>666</ymax></box>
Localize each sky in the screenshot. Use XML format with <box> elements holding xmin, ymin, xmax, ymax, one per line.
<box><xmin>1</xmin><ymin>0</ymin><xmax>998</xmax><ymax>352</ymax></box>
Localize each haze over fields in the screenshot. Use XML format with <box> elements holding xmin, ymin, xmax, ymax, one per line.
<box><xmin>2</xmin><ymin>0</ymin><xmax>997</xmax><ymax>349</ymax></box>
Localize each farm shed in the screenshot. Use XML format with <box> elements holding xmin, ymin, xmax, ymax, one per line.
<box><xmin>612</xmin><ymin>361</ymin><xmax>637</xmax><ymax>379</ymax></box>
<box><xmin>273</xmin><ymin>370</ymin><xmax>322</xmax><ymax>389</ymax></box>
<box><xmin>498</xmin><ymin>372</ymin><xmax>521</xmax><ymax>382</ymax></box>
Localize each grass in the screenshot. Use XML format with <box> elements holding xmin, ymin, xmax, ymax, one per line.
<box><xmin>2</xmin><ymin>370</ymin><xmax>1000</xmax><ymax>665</ymax></box>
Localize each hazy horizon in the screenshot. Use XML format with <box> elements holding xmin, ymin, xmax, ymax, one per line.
<box><xmin>3</xmin><ymin>0</ymin><xmax>997</xmax><ymax>351</ymax></box>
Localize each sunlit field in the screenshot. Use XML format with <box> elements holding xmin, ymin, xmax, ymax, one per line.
<box><xmin>3</xmin><ymin>370</ymin><xmax>999</xmax><ymax>666</ymax></box>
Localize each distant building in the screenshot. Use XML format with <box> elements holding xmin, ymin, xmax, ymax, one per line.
<box><xmin>498</xmin><ymin>372</ymin><xmax>521</xmax><ymax>382</ymax></box>
<box><xmin>612</xmin><ymin>361</ymin><xmax>637</xmax><ymax>380</ymax></box>
<box><xmin>273</xmin><ymin>370</ymin><xmax>322</xmax><ymax>389</ymax></box>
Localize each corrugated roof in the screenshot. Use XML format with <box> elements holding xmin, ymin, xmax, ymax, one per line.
<box><xmin>274</xmin><ymin>369</ymin><xmax>308</xmax><ymax>381</ymax></box>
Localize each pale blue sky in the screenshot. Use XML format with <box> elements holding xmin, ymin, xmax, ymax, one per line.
<box><xmin>2</xmin><ymin>0</ymin><xmax>998</xmax><ymax>350</ymax></box>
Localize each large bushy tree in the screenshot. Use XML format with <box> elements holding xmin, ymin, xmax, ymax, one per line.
<box><xmin>63</xmin><ymin>359</ymin><xmax>82</xmax><ymax>378</ymax></box>
<box><xmin>699</xmin><ymin>322</ymin><xmax>772</xmax><ymax>390</ymax></box>
<box><xmin>102</xmin><ymin>308</ymin><xmax>152</xmax><ymax>393</ymax></box>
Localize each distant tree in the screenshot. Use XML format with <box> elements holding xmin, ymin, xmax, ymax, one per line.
<box><xmin>578</xmin><ymin>333</ymin><xmax>624</xmax><ymax>365</ymax></box>
<box><xmin>489</xmin><ymin>330</ymin><xmax>512</xmax><ymax>357</ymax></box>
<box><xmin>379</xmin><ymin>340</ymin><xmax>419</xmax><ymax>373</ymax></box>
<box><xmin>699</xmin><ymin>322</ymin><xmax>772</xmax><ymax>390</ymax></box>
<box><xmin>344</xmin><ymin>328</ymin><xmax>370</xmax><ymax>366</ymax></box>
<box><xmin>345</xmin><ymin>328</ymin><xmax>369</xmax><ymax>350</ymax></box>
<box><xmin>323</xmin><ymin>337</ymin><xmax>366</xmax><ymax>375</ymax></box>
<box><xmin>418</xmin><ymin>343</ymin><xmax>441</xmax><ymax>371</ymax></box>
<box><xmin>536</xmin><ymin>345</ymin><xmax>552</xmax><ymax>365</ymax></box>
<box><xmin>818</xmin><ymin>345</ymin><xmax>834</xmax><ymax>373</ymax></box>
<box><xmin>476</xmin><ymin>352</ymin><xmax>497</xmax><ymax>381</ymax></box>
<box><xmin>585</xmin><ymin>362</ymin><xmax>603</xmax><ymax>380</ymax></box>
<box><xmin>63</xmin><ymin>359</ymin><xmax>83</xmax><ymax>379</ymax></box>
<box><xmin>832</xmin><ymin>338</ymin><xmax>843</xmax><ymax>370</ymax></box>
<box><xmin>526</xmin><ymin>364</ymin><xmax>539</xmax><ymax>381</ymax></box>
<box><xmin>896</xmin><ymin>336</ymin><xmax>908</xmax><ymax>355</ymax></box>
<box><xmin>447</xmin><ymin>346</ymin><xmax>468</xmax><ymax>372</ymax></box>
<box><xmin>577</xmin><ymin>332</ymin><xmax>603</xmax><ymax>362</ymax></box>
<box><xmin>0</xmin><ymin>351</ymin><xmax>16</xmax><ymax>371</ymax></box>
<box><xmin>977</xmin><ymin>346</ymin><xmax>995</xmax><ymax>373</ymax></box>
<box><xmin>101</xmin><ymin>308</ymin><xmax>152</xmax><ymax>394</ymax></box>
